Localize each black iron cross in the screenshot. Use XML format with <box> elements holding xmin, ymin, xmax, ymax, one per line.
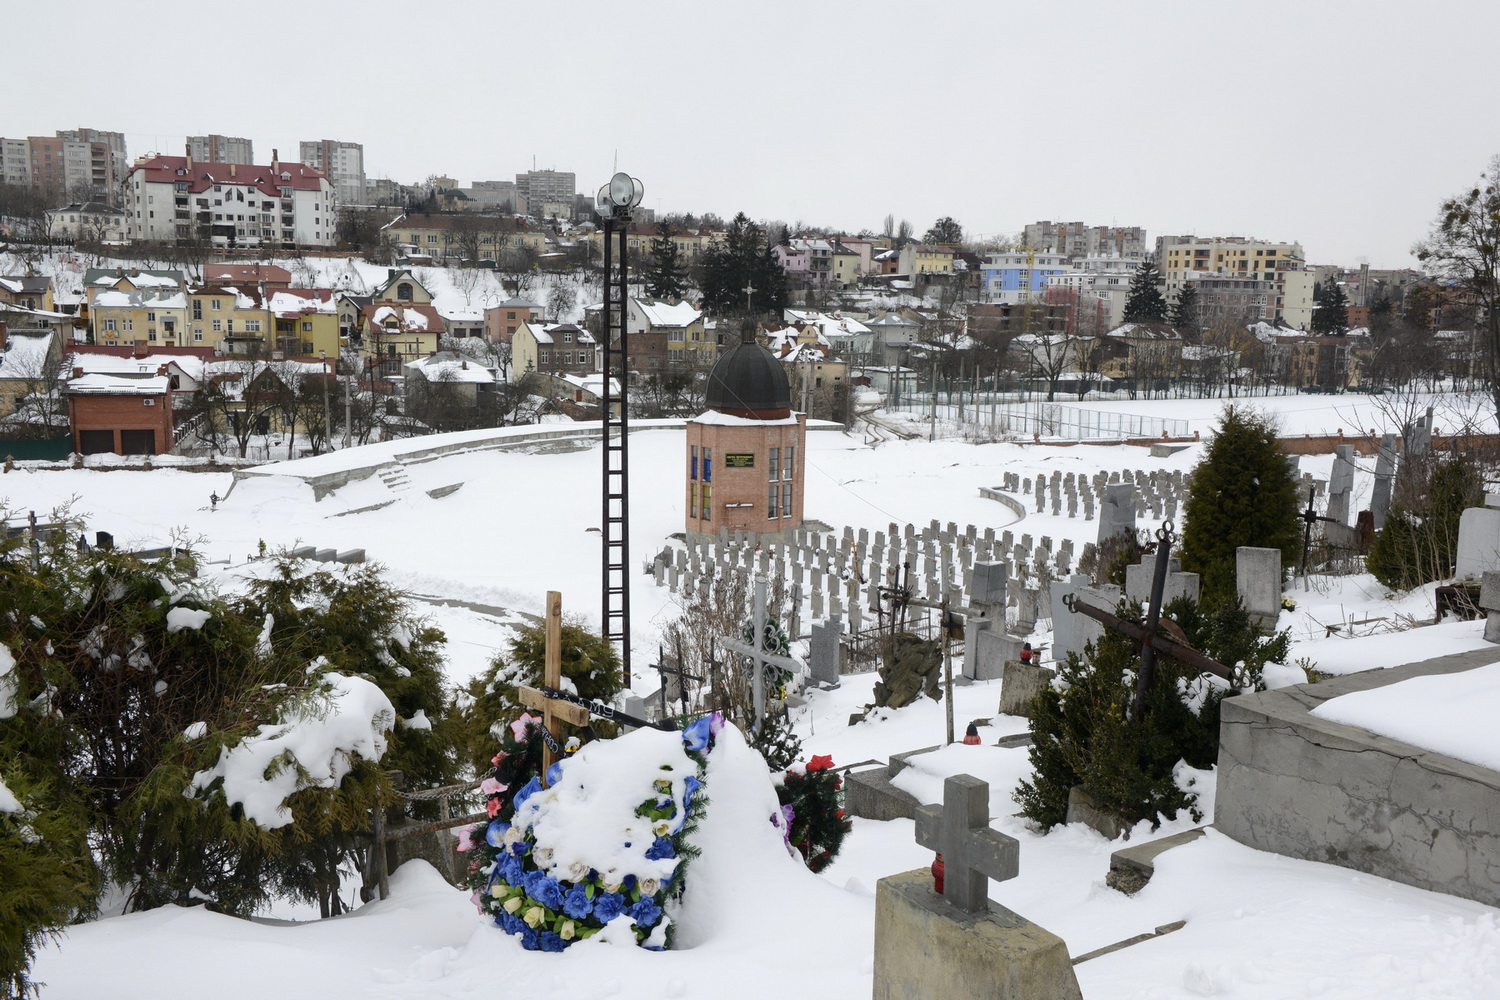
<box><xmin>1297</xmin><ymin>486</ymin><xmax>1339</xmax><ymax>586</ymax></box>
<box><xmin>1063</xmin><ymin>520</ymin><xmax>1234</xmax><ymax>720</ymax></box>
<box><xmin>914</xmin><ymin>774</ymin><xmax>1019</xmax><ymax>912</ymax></box>
<box><xmin>650</xmin><ymin>642</ymin><xmax>703</xmax><ymax>719</ymax></box>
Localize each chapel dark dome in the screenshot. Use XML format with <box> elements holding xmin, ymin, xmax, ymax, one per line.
<box><xmin>703</xmin><ymin>335</ymin><xmax>792</xmax><ymax>417</ymax></box>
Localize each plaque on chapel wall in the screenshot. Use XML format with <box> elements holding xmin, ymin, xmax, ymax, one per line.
<box><xmin>724</xmin><ymin>453</ymin><xmax>755</xmax><ymax>468</ymax></box>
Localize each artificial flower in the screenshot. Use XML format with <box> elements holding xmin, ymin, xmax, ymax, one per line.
<box><xmin>562</xmin><ymin>885</ymin><xmax>592</xmax><ymax>919</ymax></box>
<box><xmin>510</xmin><ymin>713</ymin><xmax>539</xmax><ymax>741</ymax></box>
<box><xmin>559</xmin><ymin>920</ymin><xmax>577</xmax><ymax>941</ymax></box>
<box><xmin>546</xmin><ymin>760</ymin><xmax>563</xmax><ymax>786</ymax></box>
<box><xmin>592</xmin><ymin>891</ymin><xmax>625</xmax><ymax>922</ymax></box>
<box><xmin>538</xmin><ymin>931</ymin><xmax>565</xmax><ymax>953</ymax></box>
<box><xmin>486</xmin><ymin>798</ymin><xmax>502</xmax><ymax>818</ymax></box>
<box><xmin>566</xmin><ymin>861</ymin><xmax>590</xmax><ymax>881</ymax></box>
<box><xmin>637</xmin><ymin>877</ymin><xmax>661</xmax><ymax>897</ymax></box>
<box><xmin>485</xmin><ymin>820</ymin><xmax>509</xmax><ymax>847</ymax></box>
<box><xmin>503</xmin><ymin>895</ymin><xmax>524</xmax><ymax>914</ymax></box>
<box><xmin>645</xmin><ymin>837</ymin><xmax>675</xmax><ymax>861</ymax></box>
<box><xmin>628</xmin><ymin>897</ymin><xmax>662</xmax><ymax>925</ymax></box>
<box><xmin>523</xmin><ymin>905</ymin><xmax>546</xmax><ymax>928</ymax></box>
<box><xmin>806</xmin><ymin>754</ymin><xmax>835</xmax><ymax>772</ymax></box>
<box><xmin>683</xmin><ymin>774</ymin><xmax>702</xmax><ymax>811</ymax></box>
<box><xmin>512</xmin><ymin>776</ymin><xmax>542</xmax><ymax>811</ymax></box>
<box><xmin>682</xmin><ymin>714</ymin><xmax>715</xmax><ymax>752</ymax></box>
<box><xmin>479</xmin><ymin>777</ymin><xmax>506</xmax><ymax>796</ymax></box>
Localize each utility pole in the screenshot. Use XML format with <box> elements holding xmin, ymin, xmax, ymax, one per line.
<box><xmin>319</xmin><ymin>352</ymin><xmax>332</xmax><ymax>450</ymax></box>
<box><xmin>343</xmin><ymin>355</ymin><xmax>353</xmax><ymax>449</ymax></box>
<box><xmin>929</xmin><ymin>352</ymin><xmax>938</xmax><ymax>442</ymax></box>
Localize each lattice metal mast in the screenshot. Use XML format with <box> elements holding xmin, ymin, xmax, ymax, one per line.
<box><xmin>596</xmin><ymin>173</ymin><xmax>644</xmax><ymax>683</ymax></box>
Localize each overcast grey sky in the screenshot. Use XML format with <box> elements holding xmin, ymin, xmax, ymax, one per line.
<box><xmin>12</xmin><ymin>0</ymin><xmax>1499</xmax><ymax>268</ymax></box>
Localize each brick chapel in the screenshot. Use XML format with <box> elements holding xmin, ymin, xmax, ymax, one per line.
<box><xmin>685</xmin><ymin>324</ymin><xmax>807</xmax><ymax>543</ymax></box>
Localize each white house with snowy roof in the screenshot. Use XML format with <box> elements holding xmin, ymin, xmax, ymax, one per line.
<box><xmin>125</xmin><ymin>151</ymin><xmax>336</xmax><ymax>246</ymax></box>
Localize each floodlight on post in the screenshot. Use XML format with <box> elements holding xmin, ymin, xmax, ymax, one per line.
<box><xmin>599</xmin><ymin>171</ymin><xmax>643</xmax><ymax>687</ymax></box>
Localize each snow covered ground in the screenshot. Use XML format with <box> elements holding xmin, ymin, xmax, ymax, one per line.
<box><xmin>10</xmin><ymin>410</ymin><xmax>1500</xmax><ymax>998</ymax></box>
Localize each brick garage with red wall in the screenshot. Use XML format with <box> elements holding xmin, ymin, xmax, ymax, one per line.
<box><xmin>66</xmin><ymin>377</ymin><xmax>175</xmax><ymax>455</ymax></box>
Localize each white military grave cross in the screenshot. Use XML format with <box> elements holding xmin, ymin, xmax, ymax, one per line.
<box><xmin>716</xmin><ymin>575</ymin><xmax>801</xmax><ymax>725</ymax></box>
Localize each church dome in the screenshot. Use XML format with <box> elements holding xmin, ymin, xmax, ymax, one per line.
<box><xmin>703</xmin><ymin>328</ymin><xmax>791</xmax><ymax>418</ymax></box>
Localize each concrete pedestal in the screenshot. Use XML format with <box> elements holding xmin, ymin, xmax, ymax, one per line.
<box><xmin>874</xmin><ymin>869</ymin><xmax>1083</xmax><ymax>1000</ymax></box>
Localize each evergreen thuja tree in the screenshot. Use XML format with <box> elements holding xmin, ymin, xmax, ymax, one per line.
<box><xmin>1123</xmin><ymin>257</ymin><xmax>1169</xmax><ymax>324</ymax></box>
<box><xmin>1311</xmin><ymin>279</ymin><xmax>1350</xmax><ymax>335</ymax></box>
<box><xmin>644</xmin><ymin>224</ymin><xmax>686</xmax><ymax>301</ymax></box>
<box><xmin>1179</xmin><ymin>405</ymin><xmax>1301</xmax><ymax>603</ymax></box>
<box><xmin>1170</xmin><ymin>283</ymin><xmax>1200</xmax><ymax>337</ymax></box>
<box><xmin>458</xmin><ymin>619</ymin><xmax>622</xmax><ymax>773</ymax></box>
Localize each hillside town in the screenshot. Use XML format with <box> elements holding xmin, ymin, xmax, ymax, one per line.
<box><xmin>0</xmin><ymin>126</ymin><xmax>1470</xmax><ymax>463</ymax></box>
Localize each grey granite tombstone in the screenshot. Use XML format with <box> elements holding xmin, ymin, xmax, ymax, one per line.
<box><xmin>1371</xmin><ymin>432</ymin><xmax>1397</xmax><ymax>530</ymax></box>
<box><xmin>1326</xmin><ymin>444</ymin><xmax>1356</xmax><ymax>526</ymax></box>
<box><xmin>1236</xmin><ymin>546</ymin><xmax>1283</xmax><ymax>632</ymax></box>
<box><xmin>1124</xmin><ymin>552</ymin><xmax>1200</xmax><ymax>607</ymax></box>
<box><xmin>1097</xmin><ymin>483</ymin><xmax>1136</xmax><ymax>544</ymax></box>
<box><xmin>809</xmin><ymin>616</ymin><xmax>843</xmax><ymax>686</ymax></box>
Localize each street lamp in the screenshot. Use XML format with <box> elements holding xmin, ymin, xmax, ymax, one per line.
<box><xmin>598</xmin><ymin>172</ymin><xmax>643</xmax><ymax>685</ymax></box>
<box><xmin>318</xmin><ymin>350</ymin><xmax>332</xmax><ymax>449</ymax></box>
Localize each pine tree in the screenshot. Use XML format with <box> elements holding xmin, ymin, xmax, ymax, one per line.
<box><xmin>1179</xmin><ymin>405</ymin><xmax>1301</xmax><ymax>603</ymax></box>
<box><xmin>697</xmin><ymin>212</ymin><xmax>786</xmax><ymax>316</ymax></box>
<box><xmin>644</xmin><ymin>224</ymin><xmax>686</xmax><ymax>301</ymax></box>
<box><xmin>1170</xmin><ymin>283</ymin><xmax>1200</xmax><ymax>337</ymax></box>
<box><xmin>1122</xmin><ymin>257</ymin><xmax>1169</xmax><ymax>324</ymax></box>
<box><xmin>1311</xmin><ymin>279</ymin><xmax>1350</xmax><ymax>335</ymax></box>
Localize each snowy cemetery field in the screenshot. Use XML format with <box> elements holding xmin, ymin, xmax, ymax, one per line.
<box><xmin>6</xmin><ymin>406</ymin><xmax>1500</xmax><ymax>998</ymax></box>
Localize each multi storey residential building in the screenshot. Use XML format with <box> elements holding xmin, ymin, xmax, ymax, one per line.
<box><xmin>980</xmin><ymin>249</ymin><xmax>1070</xmax><ymax>304</ymax></box>
<box><xmin>515</xmin><ymin>169</ymin><xmax>575</xmax><ymax>219</ymax></box>
<box><xmin>299</xmin><ymin>139</ymin><xmax>366</xmax><ymax>206</ymax></box>
<box><xmin>186</xmin><ymin>134</ymin><xmax>254</xmax><ymax>164</ymax></box>
<box><xmin>124</xmin><ymin>151</ymin><xmax>336</xmax><ymax>246</ymax></box>
<box><xmin>1022</xmin><ymin>222</ymin><xmax>1147</xmax><ymax>261</ymax></box>
<box><xmin>46</xmin><ymin>202</ymin><xmax>128</xmax><ymax>242</ymax></box>
<box><xmin>0</xmin><ymin>135</ymin><xmax>121</xmax><ymax>203</ymax></box>
<box><xmin>56</xmin><ymin>128</ymin><xmax>128</xmax><ymax>187</ymax></box>
<box><xmin>1157</xmin><ymin>236</ymin><xmax>1310</xmax><ymax>326</ymax></box>
<box><xmin>774</xmin><ymin>239</ymin><xmax>834</xmax><ymax>287</ymax></box>
<box><xmin>898</xmin><ymin>243</ymin><xmax>955</xmax><ymax>278</ymax></box>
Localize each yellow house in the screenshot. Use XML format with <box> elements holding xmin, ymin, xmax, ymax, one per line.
<box><xmin>591</xmin><ymin>227</ymin><xmax>724</xmax><ymax>268</ymax></box>
<box><xmin>187</xmin><ymin>286</ymin><xmax>274</xmax><ymax>354</ymax></box>
<box><xmin>0</xmin><ymin>275</ymin><xmax>55</xmax><ymax>313</ymax></box>
<box><xmin>90</xmin><ymin>288</ymin><xmax>190</xmax><ymax>347</ymax></box>
<box><xmin>628</xmin><ymin>298</ymin><xmax>713</xmax><ymax>366</ymax></box>
<box><xmin>359</xmin><ymin>303</ymin><xmax>444</xmax><ymax>364</ymax></box>
<box><xmin>898</xmin><ymin>243</ymin><xmax>955</xmax><ymax>276</ymax></box>
<box><xmin>269</xmin><ymin>288</ymin><xmax>343</xmax><ymax>357</ymax></box>
<box><xmin>381</xmin><ymin>213</ymin><xmax>545</xmax><ymax>262</ymax></box>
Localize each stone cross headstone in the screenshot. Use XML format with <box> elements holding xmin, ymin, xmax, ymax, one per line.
<box><xmin>873</xmin><ymin>774</ymin><xmax>1083</xmax><ymax>1000</ymax></box>
<box><xmin>915</xmin><ymin>775</ymin><xmax>1018</xmax><ymax>911</ymax></box>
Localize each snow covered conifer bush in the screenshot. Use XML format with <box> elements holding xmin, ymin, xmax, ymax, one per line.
<box><xmin>0</xmin><ymin>522</ymin><xmax>458</xmax><ymax>945</ymax></box>
<box><xmin>1179</xmin><ymin>405</ymin><xmax>1300</xmax><ymax>605</ymax></box>
<box><xmin>458</xmin><ymin>619</ymin><xmax>621</xmax><ymax>772</ymax></box>
<box><xmin>774</xmin><ymin>756</ymin><xmax>851</xmax><ymax>873</ymax></box>
<box><xmin>1016</xmin><ymin>595</ymin><xmax>1289</xmax><ymax>831</ymax></box>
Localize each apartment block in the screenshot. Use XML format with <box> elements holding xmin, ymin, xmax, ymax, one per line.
<box><xmin>125</xmin><ymin>150</ymin><xmax>336</xmax><ymax>246</ymax></box>
<box><xmin>300</xmin><ymin>139</ymin><xmax>366</xmax><ymax>206</ymax></box>
<box><xmin>187</xmin><ymin>134</ymin><xmax>254</xmax><ymax>165</ymax></box>
<box><xmin>1157</xmin><ymin>235</ymin><xmax>1309</xmax><ymax>325</ymax></box>
<box><xmin>0</xmin><ymin>135</ymin><xmax>120</xmax><ymax>203</ymax></box>
<box><xmin>56</xmin><ymin>128</ymin><xmax>128</xmax><ymax>186</ymax></box>
<box><xmin>515</xmin><ymin>169</ymin><xmax>575</xmax><ymax>219</ymax></box>
<box><xmin>1023</xmin><ymin>221</ymin><xmax>1147</xmax><ymax>260</ymax></box>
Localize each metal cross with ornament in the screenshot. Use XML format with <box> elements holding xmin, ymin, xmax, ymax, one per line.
<box><xmin>716</xmin><ymin>574</ymin><xmax>800</xmax><ymax>727</ymax></box>
<box><xmin>915</xmin><ymin>774</ymin><xmax>1019</xmax><ymax>912</ymax></box>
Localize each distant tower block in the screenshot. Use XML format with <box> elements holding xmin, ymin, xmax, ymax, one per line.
<box><xmin>685</xmin><ymin>323</ymin><xmax>808</xmax><ymax>544</ymax></box>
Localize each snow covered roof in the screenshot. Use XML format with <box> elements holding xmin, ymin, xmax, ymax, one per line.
<box><xmin>690</xmin><ymin>409</ymin><xmax>802</xmax><ymax>427</ymax></box>
<box><xmin>65</xmin><ymin>373</ymin><xmax>170</xmax><ymax>395</ymax></box>
<box><xmin>68</xmin><ymin>352</ymin><xmax>204</xmax><ymax>381</ymax></box>
<box><xmin>633</xmin><ymin>298</ymin><xmax>701</xmax><ymax>328</ymax></box>
<box><xmin>92</xmin><ymin>289</ymin><xmax>188</xmax><ymax>310</ymax></box>
<box><xmin>403</xmin><ymin>355</ymin><xmax>496</xmax><ymax>384</ymax></box>
<box><xmin>0</xmin><ymin>335</ymin><xmax>57</xmax><ymax>377</ymax></box>
<box><xmin>783</xmin><ymin>309</ymin><xmax>871</xmax><ymax>338</ymax></box>
<box><xmin>364</xmin><ymin>303</ymin><xmax>445</xmax><ymax>332</ymax></box>
<box><xmin>1106</xmin><ymin>322</ymin><xmax>1181</xmax><ymax>340</ymax></box>
<box><xmin>268</xmin><ymin>289</ymin><xmax>337</xmax><ymax>317</ymax></box>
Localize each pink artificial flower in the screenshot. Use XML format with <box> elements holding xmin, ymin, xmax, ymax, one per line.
<box><xmin>480</xmin><ymin>777</ymin><xmax>506</xmax><ymax>796</ymax></box>
<box><xmin>510</xmin><ymin>713</ymin><xmax>539</xmax><ymax>741</ymax></box>
<box><xmin>470</xmin><ymin>890</ymin><xmax>484</xmax><ymax>914</ymax></box>
<box><xmin>486</xmin><ymin>798</ymin><xmax>502</xmax><ymax>818</ymax></box>
<box><xmin>491</xmin><ymin>751</ymin><xmax>506</xmax><ymax>766</ymax></box>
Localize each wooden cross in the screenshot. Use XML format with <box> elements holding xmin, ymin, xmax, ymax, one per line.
<box><xmin>515</xmin><ymin>591</ymin><xmax>588</xmax><ymax>784</ymax></box>
<box><xmin>717</xmin><ymin>575</ymin><xmax>800</xmax><ymax>726</ymax></box>
<box><xmin>651</xmin><ymin>641</ymin><xmax>702</xmax><ymax>719</ymax></box>
<box><xmin>1297</xmin><ymin>486</ymin><xmax>1340</xmax><ymax>589</ymax></box>
<box><xmin>915</xmin><ymin>774</ymin><xmax>1019</xmax><ymax>912</ymax></box>
<box><xmin>1061</xmin><ymin>520</ymin><xmax>1234</xmax><ymax>719</ymax></box>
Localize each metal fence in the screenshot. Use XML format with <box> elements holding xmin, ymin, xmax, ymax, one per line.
<box><xmin>886</xmin><ymin>395</ymin><xmax>1190</xmax><ymax>441</ymax></box>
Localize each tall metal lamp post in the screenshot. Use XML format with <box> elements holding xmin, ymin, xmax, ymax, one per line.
<box><xmin>597</xmin><ymin>171</ymin><xmax>644</xmax><ymax>683</ymax></box>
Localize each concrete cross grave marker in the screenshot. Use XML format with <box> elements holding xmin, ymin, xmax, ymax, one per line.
<box><xmin>915</xmin><ymin>774</ymin><xmax>1019</xmax><ymax>911</ymax></box>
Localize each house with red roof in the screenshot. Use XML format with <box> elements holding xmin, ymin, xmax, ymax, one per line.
<box><xmin>124</xmin><ymin>149</ymin><xmax>335</xmax><ymax>246</ymax></box>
